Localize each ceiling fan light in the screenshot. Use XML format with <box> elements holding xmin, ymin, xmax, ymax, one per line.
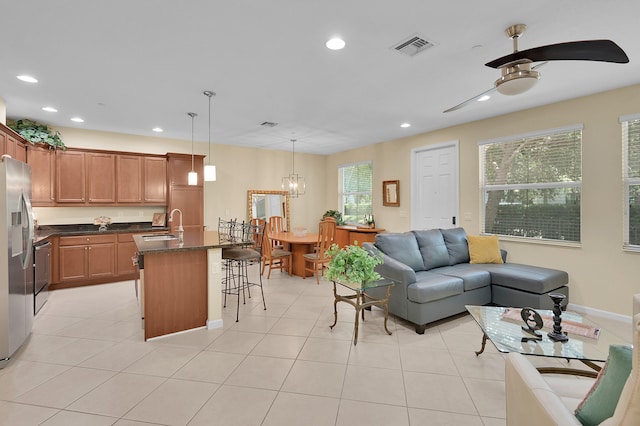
<box><xmin>495</xmin><ymin>68</ymin><xmax>540</xmax><ymax>95</ymax></box>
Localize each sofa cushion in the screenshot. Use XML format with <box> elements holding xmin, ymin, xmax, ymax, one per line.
<box><xmin>375</xmin><ymin>232</ymin><xmax>425</xmax><ymax>272</ymax></box>
<box><xmin>432</xmin><ymin>264</ymin><xmax>492</xmax><ymax>291</ymax></box>
<box><xmin>467</xmin><ymin>234</ymin><xmax>503</xmax><ymax>264</ymax></box>
<box><xmin>412</xmin><ymin>229</ymin><xmax>450</xmax><ymax>270</ymax></box>
<box><xmin>440</xmin><ymin>227</ymin><xmax>470</xmax><ymax>265</ymax></box>
<box><xmin>407</xmin><ymin>272</ymin><xmax>463</xmax><ymax>303</ymax></box>
<box><xmin>575</xmin><ymin>344</ymin><xmax>633</xmax><ymax>426</ymax></box>
<box><xmin>484</xmin><ymin>263</ymin><xmax>569</xmax><ymax>294</ymax></box>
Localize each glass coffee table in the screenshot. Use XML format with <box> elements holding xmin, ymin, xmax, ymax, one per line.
<box><xmin>330</xmin><ymin>279</ymin><xmax>395</xmax><ymax>345</ymax></box>
<box><xmin>466</xmin><ymin>305</ymin><xmax>629</xmax><ymax>378</ymax></box>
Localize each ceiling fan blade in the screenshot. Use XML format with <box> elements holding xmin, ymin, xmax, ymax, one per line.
<box><xmin>485</xmin><ymin>40</ymin><xmax>629</xmax><ymax>69</ymax></box>
<box><xmin>443</xmin><ymin>87</ymin><xmax>496</xmax><ymax>113</ymax></box>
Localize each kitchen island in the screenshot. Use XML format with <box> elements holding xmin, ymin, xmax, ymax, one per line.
<box><xmin>134</xmin><ymin>229</ymin><xmax>238</xmax><ymax>340</ymax></box>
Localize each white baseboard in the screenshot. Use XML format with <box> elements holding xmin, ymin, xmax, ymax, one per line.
<box><xmin>567</xmin><ymin>303</ymin><xmax>632</xmax><ymax>323</ymax></box>
<box><xmin>207</xmin><ymin>319</ymin><xmax>224</xmax><ymax>329</ymax></box>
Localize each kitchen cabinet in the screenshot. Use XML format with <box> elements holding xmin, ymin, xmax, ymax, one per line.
<box><xmin>58</xmin><ymin>234</ymin><xmax>116</xmax><ymax>283</ymax></box>
<box><xmin>56</xmin><ymin>150</ymin><xmax>86</xmax><ymax>203</ymax></box>
<box><xmin>144</xmin><ymin>156</ymin><xmax>167</xmax><ymax>204</ymax></box>
<box><xmin>0</xmin><ymin>123</ymin><xmax>27</xmax><ymax>162</ymax></box>
<box><xmin>116</xmin><ymin>230</ymin><xmax>167</xmax><ymax>277</ymax></box>
<box><xmin>14</xmin><ymin>139</ymin><xmax>27</xmax><ymax>162</ymax></box>
<box><xmin>87</xmin><ymin>152</ymin><xmax>116</xmax><ymax>203</ymax></box>
<box><xmin>167</xmin><ymin>153</ymin><xmax>204</xmax><ymax>233</ymax></box>
<box><xmin>27</xmin><ymin>146</ymin><xmax>56</xmax><ymax>206</ymax></box>
<box><xmin>117</xmin><ymin>155</ymin><xmax>143</xmax><ymax>203</ymax></box>
<box><xmin>56</xmin><ymin>150</ymin><xmax>116</xmax><ymax>204</ymax></box>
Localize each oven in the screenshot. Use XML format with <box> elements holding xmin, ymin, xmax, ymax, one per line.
<box><xmin>34</xmin><ymin>241</ymin><xmax>51</xmax><ymax>314</ymax></box>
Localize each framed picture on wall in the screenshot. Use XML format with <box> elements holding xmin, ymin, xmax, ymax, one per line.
<box><xmin>152</xmin><ymin>213</ymin><xmax>166</xmax><ymax>227</ymax></box>
<box><xmin>383</xmin><ymin>180</ymin><xmax>400</xmax><ymax>207</ymax></box>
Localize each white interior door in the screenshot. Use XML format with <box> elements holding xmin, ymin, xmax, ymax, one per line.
<box><xmin>411</xmin><ymin>142</ymin><xmax>459</xmax><ymax>230</ymax></box>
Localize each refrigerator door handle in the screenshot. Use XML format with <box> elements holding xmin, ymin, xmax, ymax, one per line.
<box><xmin>19</xmin><ymin>191</ymin><xmax>34</xmax><ymax>270</ymax></box>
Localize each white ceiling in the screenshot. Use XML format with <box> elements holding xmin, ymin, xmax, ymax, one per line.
<box><xmin>1</xmin><ymin>1</ymin><xmax>639</xmax><ymax>155</ymax></box>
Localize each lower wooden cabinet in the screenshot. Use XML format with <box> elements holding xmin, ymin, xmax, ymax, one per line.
<box><xmin>58</xmin><ymin>235</ymin><xmax>116</xmax><ymax>283</ymax></box>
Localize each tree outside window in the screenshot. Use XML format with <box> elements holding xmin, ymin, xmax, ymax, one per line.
<box><xmin>480</xmin><ymin>127</ymin><xmax>582</xmax><ymax>242</ymax></box>
<box><xmin>339</xmin><ymin>161</ymin><xmax>372</xmax><ymax>224</ymax></box>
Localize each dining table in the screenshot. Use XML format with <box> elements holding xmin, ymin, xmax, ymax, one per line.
<box><xmin>269</xmin><ymin>231</ymin><xmax>319</xmax><ymax>277</ymax></box>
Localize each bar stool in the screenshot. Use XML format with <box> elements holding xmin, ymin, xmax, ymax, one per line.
<box><xmin>220</xmin><ymin>219</ymin><xmax>266</xmax><ymax>322</ymax></box>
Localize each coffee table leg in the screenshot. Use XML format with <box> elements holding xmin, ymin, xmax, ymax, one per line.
<box><xmin>354</xmin><ymin>304</ymin><xmax>361</xmax><ymax>345</ymax></box>
<box><xmin>329</xmin><ymin>282</ymin><xmax>338</xmax><ymax>329</ymax></box>
<box><xmin>383</xmin><ymin>286</ymin><xmax>392</xmax><ymax>335</ymax></box>
<box><xmin>475</xmin><ymin>333</ymin><xmax>488</xmax><ymax>356</ymax></box>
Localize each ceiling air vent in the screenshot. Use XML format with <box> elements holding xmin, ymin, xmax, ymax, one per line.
<box><xmin>392</xmin><ymin>34</ymin><xmax>435</xmax><ymax>57</ymax></box>
<box><xmin>260</xmin><ymin>121</ymin><xmax>278</xmax><ymax>127</ymax></box>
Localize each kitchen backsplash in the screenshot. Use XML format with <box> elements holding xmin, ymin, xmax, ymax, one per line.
<box><xmin>33</xmin><ymin>206</ymin><xmax>165</xmax><ymax>226</ymax></box>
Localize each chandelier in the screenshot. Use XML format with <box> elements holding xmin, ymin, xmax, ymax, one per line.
<box><xmin>282</xmin><ymin>139</ymin><xmax>305</xmax><ymax>197</ymax></box>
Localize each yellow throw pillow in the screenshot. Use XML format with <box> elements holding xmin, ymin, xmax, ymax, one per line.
<box><xmin>467</xmin><ymin>234</ymin><xmax>503</xmax><ymax>264</ymax></box>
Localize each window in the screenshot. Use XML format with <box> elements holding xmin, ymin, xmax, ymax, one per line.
<box><xmin>479</xmin><ymin>125</ymin><xmax>582</xmax><ymax>242</ymax></box>
<box><xmin>339</xmin><ymin>161</ymin><xmax>373</xmax><ymax>224</ymax></box>
<box><xmin>622</xmin><ymin>114</ymin><xmax>640</xmax><ymax>249</ymax></box>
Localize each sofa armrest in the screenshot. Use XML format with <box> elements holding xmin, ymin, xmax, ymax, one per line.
<box><xmin>505</xmin><ymin>353</ymin><xmax>582</xmax><ymax>426</ymax></box>
<box><xmin>362</xmin><ymin>242</ymin><xmax>417</xmax><ymax>285</ymax></box>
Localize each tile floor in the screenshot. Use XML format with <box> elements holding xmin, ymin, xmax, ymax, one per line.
<box><xmin>0</xmin><ymin>271</ymin><xmax>631</xmax><ymax>426</ymax></box>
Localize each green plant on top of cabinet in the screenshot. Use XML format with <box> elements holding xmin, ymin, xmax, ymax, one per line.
<box><xmin>7</xmin><ymin>118</ymin><xmax>66</xmax><ymax>149</ymax></box>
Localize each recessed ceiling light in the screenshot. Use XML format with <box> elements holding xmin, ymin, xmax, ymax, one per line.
<box><xmin>478</xmin><ymin>95</ymin><xmax>491</xmax><ymax>102</ymax></box>
<box><xmin>400</xmin><ymin>122</ymin><xmax>411</xmax><ymax>128</ymax></box>
<box><xmin>152</xmin><ymin>127</ymin><xmax>163</xmax><ymax>133</ymax></box>
<box><xmin>42</xmin><ymin>106</ymin><xmax>58</xmax><ymax>112</ymax></box>
<box><xmin>70</xmin><ymin>117</ymin><xmax>84</xmax><ymax>123</ymax></box>
<box><xmin>17</xmin><ymin>75</ymin><xmax>38</xmax><ymax>83</ymax></box>
<box><xmin>326</xmin><ymin>37</ymin><xmax>346</xmax><ymax>50</ymax></box>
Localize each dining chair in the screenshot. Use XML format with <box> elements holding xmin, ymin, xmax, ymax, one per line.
<box><xmin>303</xmin><ymin>219</ymin><xmax>336</xmax><ymax>284</ymax></box>
<box><xmin>261</xmin><ymin>223</ymin><xmax>292</xmax><ymax>278</ymax></box>
<box><xmin>268</xmin><ymin>215</ymin><xmax>285</xmax><ymax>249</ymax></box>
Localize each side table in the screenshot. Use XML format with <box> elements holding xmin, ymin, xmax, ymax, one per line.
<box><xmin>329</xmin><ymin>279</ymin><xmax>395</xmax><ymax>345</ymax></box>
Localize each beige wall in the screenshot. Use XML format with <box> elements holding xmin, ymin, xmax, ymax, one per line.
<box><xmin>41</xmin><ymin>127</ymin><xmax>327</xmax><ymax>232</ymax></box>
<box><xmin>326</xmin><ymin>84</ymin><xmax>640</xmax><ymax>316</ymax></box>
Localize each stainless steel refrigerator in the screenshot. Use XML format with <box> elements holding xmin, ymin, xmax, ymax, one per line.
<box><xmin>0</xmin><ymin>156</ymin><xmax>34</xmax><ymax>368</ymax></box>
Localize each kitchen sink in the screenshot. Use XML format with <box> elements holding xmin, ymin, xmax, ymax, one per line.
<box><xmin>142</xmin><ymin>234</ymin><xmax>178</xmax><ymax>241</ymax></box>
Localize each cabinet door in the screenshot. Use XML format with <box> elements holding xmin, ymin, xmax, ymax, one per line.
<box><xmin>13</xmin><ymin>139</ymin><xmax>26</xmax><ymax>162</ymax></box>
<box><xmin>59</xmin><ymin>245</ymin><xmax>89</xmax><ymax>281</ymax></box>
<box><xmin>28</xmin><ymin>147</ymin><xmax>56</xmax><ymax>206</ymax></box>
<box><xmin>4</xmin><ymin>135</ymin><xmax>17</xmax><ymax>158</ymax></box>
<box><xmin>87</xmin><ymin>152</ymin><xmax>116</xmax><ymax>203</ymax></box>
<box><xmin>56</xmin><ymin>151</ymin><xmax>86</xmax><ymax>203</ymax></box>
<box><xmin>168</xmin><ymin>186</ymin><xmax>204</xmax><ymax>233</ymax></box>
<box><xmin>88</xmin><ymin>243</ymin><xmax>116</xmax><ymax>278</ymax></box>
<box><xmin>117</xmin><ymin>233</ymin><xmax>138</xmax><ymax>276</ymax></box>
<box><xmin>117</xmin><ymin>155</ymin><xmax>143</xmax><ymax>203</ymax></box>
<box><xmin>144</xmin><ymin>156</ymin><xmax>167</xmax><ymax>204</ymax></box>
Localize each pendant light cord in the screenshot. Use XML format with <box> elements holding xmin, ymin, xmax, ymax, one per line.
<box><xmin>291</xmin><ymin>139</ymin><xmax>296</xmax><ymax>175</ymax></box>
<box><xmin>188</xmin><ymin>112</ymin><xmax>197</xmax><ymax>171</ymax></box>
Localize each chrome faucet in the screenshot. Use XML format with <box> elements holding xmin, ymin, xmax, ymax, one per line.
<box><xmin>169</xmin><ymin>208</ymin><xmax>184</xmax><ymax>242</ymax></box>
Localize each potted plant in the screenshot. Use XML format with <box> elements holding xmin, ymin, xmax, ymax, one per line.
<box><xmin>325</xmin><ymin>243</ymin><xmax>383</xmax><ymax>285</ymax></box>
<box><xmin>322</xmin><ymin>209</ymin><xmax>344</xmax><ymax>225</ymax></box>
<box><xmin>7</xmin><ymin>119</ymin><xmax>66</xmax><ymax>149</ymax></box>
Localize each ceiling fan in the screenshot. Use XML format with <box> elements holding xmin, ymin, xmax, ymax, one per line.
<box><xmin>443</xmin><ymin>24</ymin><xmax>629</xmax><ymax>113</ymax></box>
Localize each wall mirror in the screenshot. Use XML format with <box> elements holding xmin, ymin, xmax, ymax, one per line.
<box><xmin>247</xmin><ymin>190</ymin><xmax>290</xmax><ymax>230</ymax></box>
<box><xmin>383</xmin><ymin>180</ymin><xmax>400</xmax><ymax>207</ymax></box>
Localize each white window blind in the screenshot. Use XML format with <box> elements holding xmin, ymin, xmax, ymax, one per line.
<box><xmin>622</xmin><ymin>114</ymin><xmax>640</xmax><ymax>248</ymax></box>
<box><xmin>339</xmin><ymin>161</ymin><xmax>373</xmax><ymax>224</ymax></box>
<box><xmin>479</xmin><ymin>125</ymin><xmax>582</xmax><ymax>242</ymax></box>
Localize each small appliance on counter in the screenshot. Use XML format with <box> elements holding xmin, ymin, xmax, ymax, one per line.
<box><xmin>0</xmin><ymin>156</ymin><xmax>34</xmax><ymax>368</ymax></box>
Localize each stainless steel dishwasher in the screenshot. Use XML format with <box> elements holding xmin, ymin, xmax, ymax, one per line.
<box><xmin>34</xmin><ymin>241</ymin><xmax>51</xmax><ymax>314</ymax></box>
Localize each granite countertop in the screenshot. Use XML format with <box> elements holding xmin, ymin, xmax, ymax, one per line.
<box><xmin>34</xmin><ymin>222</ymin><xmax>170</xmax><ymax>243</ymax></box>
<box><xmin>133</xmin><ymin>230</ymin><xmax>242</xmax><ymax>256</ymax></box>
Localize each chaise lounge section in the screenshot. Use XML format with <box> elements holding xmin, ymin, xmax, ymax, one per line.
<box><xmin>362</xmin><ymin>227</ymin><xmax>568</xmax><ymax>334</ymax></box>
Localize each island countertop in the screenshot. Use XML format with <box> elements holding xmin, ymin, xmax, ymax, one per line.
<box><xmin>133</xmin><ymin>229</ymin><xmax>240</xmax><ymax>255</ymax></box>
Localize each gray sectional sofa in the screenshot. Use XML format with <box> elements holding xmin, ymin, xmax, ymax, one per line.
<box><xmin>362</xmin><ymin>228</ymin><xmax>569</xmax><ymax>334</ymax></box>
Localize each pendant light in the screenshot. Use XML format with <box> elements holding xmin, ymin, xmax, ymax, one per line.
<box><xmin>203</xmin><ymin>90</ymin><xmax>217</xmax><ymax>181</ymax></box>
<box><xmin>187</xmin><ymin>112</ymin><xmax>198</xmax><ymax>186</ymax></box>
<box><xmin>281</xmin><ymin>139</ymin><xmax>305</xmax><ymax>197</ymax></box>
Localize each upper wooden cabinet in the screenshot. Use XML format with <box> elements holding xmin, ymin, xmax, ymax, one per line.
<box><xmin>0</xmin><ymin>122</ymin><xmax>28</xmax><ymax>162</ymax></box>
<box><xmin>56</xmin><ymin>150</ymin><xmax>86</xmax><ymax>203</ymax></box>
<box><xmin>167</xmin><ymin>153</ymin><xmax>204</xmax><ymax>233</ymax></box>
<box><xmin>144</xmin><ymin>156</ymin><xmax>167</xmax><ymax>204</ymax></box>
<box><xmin>27</xmin><ymin>146</ymin><xmax>56</xmax><ymax>206</ymax></box>
<box><xmin>87</xmin><ymin>152</ymin><xmax>116</xmax><ymax>203</ymax></box>
<box><xmin>117</xmin><ymin>155</ymin><xmax>144</xmax><ymax>203</ymax></box>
